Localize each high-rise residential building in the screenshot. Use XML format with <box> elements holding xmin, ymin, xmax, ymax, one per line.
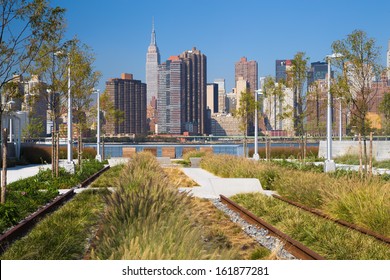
<box><xmin>157</xmin><ymin>56</ymin><xmax>184</xmax><ymax>134</ymax></box>
<box><xmin>235</xmin><ymin>76</ymin><xmax>248</xmax><ymax>110</ymax></box>
<box><xmin>179</xmin><ymin>47</ymin><xmax>207</xmax><ymax>135</ymax></box>
<box><xmin>275</xmin><ymin>59</ymin><xmax>292</xmax><ymax>82</ymax></box>
<box><xmin>206</xmin><ymin>83</ymin><xmax>218</xmax><ymax>113</ymax></box>
<box><xmin>146</xmin><ymin>19</ymin><xmax>161</xmax><ymax>105</ymax></box>
<box><xmin>157</xmin><ymin>47</ymin><xmax>207</xmax><ymax>135</ymax></box>
<box><xmin>235</xmin><ymin>57</ymin><xmax>258</xmax><ymax>93</ymax></box>
<box><xmin>214</xmin><ymin>78</ymin><xmax>226</xmax><ymax>113</ymax></box>
<box><xmin>105</xmin><ymin>73</ymin><xmax>147</xmax><ymax>136</ymax></box>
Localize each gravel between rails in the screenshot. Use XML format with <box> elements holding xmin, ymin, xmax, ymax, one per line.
<box><xmin>211</xmin><ymin>198</ymin><xmax>296</xmax><ymax>260</ymax></box>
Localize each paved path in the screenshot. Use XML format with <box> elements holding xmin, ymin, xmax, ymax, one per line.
<box><xmin>7</xmin><ymin>164</ymin><xmax>51</xmax><ymax>184</ymax></box>
<box><xmin>179</xmin><ymin>168</ymin><xmax>270</xmax><ymax>199</ymax></box>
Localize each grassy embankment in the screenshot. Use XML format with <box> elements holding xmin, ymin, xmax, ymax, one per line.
<box><xmin>200</xmin><ymin>154</ymin><xmax>390</xmax><ymax>260</ymax></box>
<box><xmin>90</xmin><ymin>152</ymin><xmax>267</xmax><ymax>260</ymax></box>
<box><xmin>0</xmin><ymin>160</ymin><xmax>105</xmax><ymax>234</ymax></box>
<box><xmin>1</xmin><ymin>189</ymin><xmax>107</xmax><ymax>259</ymax></box>
<box><xmin>2</xmin><ymin>153</ymin><xmax>270</xmax><ymax>259</ymax></box>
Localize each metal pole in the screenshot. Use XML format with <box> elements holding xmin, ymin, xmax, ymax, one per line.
<box><xmin>67</xmin><ymin>56</ymin><xmax>73</xmax><ymax>164</ymax></box>
<box><xmin>253</xmin><ymin>90</ymin><xmax>259</xmax><ymax>160</ymax></box>
<box><xmin>325</xmin><ymin>56</ymin><xmax>335</xmax><ymax>172</ymax></box>
<box><xmin>96</xmin><ymin>89</ymin><xmax>101</xmax><ymax>161</ymax></box>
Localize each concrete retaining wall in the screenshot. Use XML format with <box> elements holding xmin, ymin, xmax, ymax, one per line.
<box><xmin>319</xmin><ymin>141</ymin><xmax>390</xmax><ymax>161</ymax></box>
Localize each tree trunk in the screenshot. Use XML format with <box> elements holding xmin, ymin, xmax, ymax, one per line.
<box><xmin>52</xmin><ymin>127</ymin><xmax>55</xmax><ymax>178</ymax></box>
<box><xmin>56</xmin><ymin>131</ymin><xmax>59</xmax><ymax>177</ymax></box>
<box><xmin>102</xmin><ymin>136</ymin><xmax>105</xmax><ymax>161</ymax></box>
<box><xmin>1</xmin><ymin>128</ymin><xmax>8</xmax><ymax>204</ymax></box>
<box><xmin>369</xmin><ymin>132</ymin><xmax>373</xmax><ymax>176</ymax></box>
<box><xmin>78</xmin><ymin>133</ymin><xmax>82</xmax><ymax>168</ymax></box>
<box><xmin>358</xmin><ymin>133</ymin><xmax>363</xmax><ymax>177</ymax></box>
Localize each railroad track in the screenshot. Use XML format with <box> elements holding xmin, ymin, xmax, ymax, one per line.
<box><xmin>0</xmin><ymin>165</ymin><xmax>110</xmax><ymax>254</ymax></box>
<box><xmin>220</xmin><ymin>195</ymin><xmax>325</xmax><ymax>260</ymax></box>
<box><xmin>272</xmin><ymin>194</ymin><xmax>390</xmax><ymax>246</ymax></box>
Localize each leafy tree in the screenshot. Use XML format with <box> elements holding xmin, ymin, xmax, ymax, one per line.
<box><xmin>69</xmin><ymin>41</ymin><xmax>101</xmax><ymax>166</ymax></box>
<box><xmin>235</xmin><ymin>89</ymin><xmax>258</xmax><ymax>157</ymax></box>
<box><xmin>100</xmin><ymin>89</ymin><xmax>124</xmax><ymax>136</ymax></box>
<box><xmin>0</xmin><ymin>0</ymin><xmax>65</xmax><ymax>203</ymax></box>
<box><xmin>287</xmin><ymin>52</ymin><xmax>310</xmax><ymax>160</ymax></box>
<box><xmin>379</xmin><ymin>92</ymin><xmax>390</xmax><ymax>135</ymax></box>
<box><xmin>22</xmin><ymin>117</ymin><xmax>45</xmax><ymax>139</ymax></box>
<box><xmin>332</xmin><ymin>30</ymin><xmax>384</xmax><ymax>174</ymax></box>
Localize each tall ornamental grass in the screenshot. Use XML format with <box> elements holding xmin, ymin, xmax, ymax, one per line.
<box><xmin>233</xmin><ymin>193</ymin><xmax>390</xmax><ymax>260</ymax></box>
<box><xmin>91</xmin><ymin>152</ymin><xmax>236</xmax><ymax>260</ymax></box>
<box><xmin>201</xmin><ymin>154</ymin><xmax>390</xmax><ymax>236</ymax></box>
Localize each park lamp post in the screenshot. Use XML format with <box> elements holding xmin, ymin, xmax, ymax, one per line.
<box><xmin>253</xmin><ymin>89</ymin><xmax>262</xmax><ymax>160</ymax></box>
<box><xmin>55</xmin><ymin>46</ymin><xmax>74</xmax><ymax>173</ymax></box>
<box><xmin>94</xmin><ymin>89</ymin><xmax>102</xmax><ymax>162</ymax></box>
<box><xmin>324</xmin><ymin>53</ymin><xmax>343</xmax><ymax>173</ymax></box>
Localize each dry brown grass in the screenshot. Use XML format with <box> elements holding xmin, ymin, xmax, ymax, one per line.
<box><xmin>190</xmin><ymin>198</ymin><xmax>271</xmax><ymax>260</ymax></box>
<box><xmin>163</xmin><ymin>167</ymin><xmax>198</xmax><ymax>188</ymax></box>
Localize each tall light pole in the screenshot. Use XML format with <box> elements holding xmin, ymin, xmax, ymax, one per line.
<box><xmin>253</xmin><ymin>89</ymin><xmax>261</xmax><ymax>160</ymax></box>
<box><xmin>324</xmin><ymin>53</ymin><xmax>343</xmax><ymax>172</ymax></box>
<box><xmin>56</xmin><ymin>46</ymin><xmax>74</xmax><ymax>173</ymax></box>
<box><xmin>95</xmin><ymin>89</ymin><xmax>101</xmax><ymax>162</ymax></box>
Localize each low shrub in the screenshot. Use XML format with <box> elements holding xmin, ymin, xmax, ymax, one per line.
<box><xmin>21</xmin><ymin>145</ymin><xmax>97</xmax><ymax>164</ymax></box>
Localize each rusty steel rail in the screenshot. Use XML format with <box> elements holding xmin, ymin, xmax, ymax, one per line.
<box><xmin>220</xmin><ymin>195</ymin><xmax>325</xmax><ymax>260</ymax></box>
<box><xmin>272</xmin><ymin>194</ymin><xmax>390</xmax><ymax>245</ymax></box>
<box><xmin>79</xmin><ymin>165</ymin><xmax>110</xmax><ymax>188</ymax></box>
<box><xmin>0</xmin><ymin>189</ymin><xmax>75</xmax><ymax>254</ymax></box>
<box><xmin>0</xmin><ymin>165</ymin><xmax>110</xmax><ymax>255</ymax></box>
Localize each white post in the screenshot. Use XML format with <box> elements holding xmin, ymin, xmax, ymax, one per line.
<box><xmin>325</xmin><ymin>56</ymin><xmax>336</xmax><ymax>172</ymax></box>
<box><xmin>95</xmin><ymin>89</ymin><xmax>101</xmax><ymax>162</ymax></box>
<box><xmin>253</xmin><ymin>90</ymin><xmax>260</xmax><ymax>160</ymax></box>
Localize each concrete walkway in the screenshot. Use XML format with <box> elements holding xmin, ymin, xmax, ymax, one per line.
<box><xmin>179</xmin><ymin>167</ymin><xmax>272</xmax><ymax>199</ymax></box>
<box><xmin>7</xmin><ymin>164</ymin><xmax>51</xmax><ymax>184</ymax></box>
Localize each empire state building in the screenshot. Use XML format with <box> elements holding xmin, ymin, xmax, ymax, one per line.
<box><xmin>146</xmin><ymin>20</ymin><xmax>161</xmax><ymax>105</ymax></box>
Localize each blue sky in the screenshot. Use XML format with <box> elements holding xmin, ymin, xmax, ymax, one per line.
<box><xmin>52</xmin><ymin>0</ymin><xmax>390</xmax><ymax>91</ymax></box>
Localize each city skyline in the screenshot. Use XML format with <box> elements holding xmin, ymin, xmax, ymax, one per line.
<box><xmin>52</xmin><ymin>0</ymin><xmax>390</xmax><ymax>91</ymax></box>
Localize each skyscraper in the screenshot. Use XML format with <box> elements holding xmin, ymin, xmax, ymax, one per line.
<box><xmin>179</xmin><ymin>47</ymin><xmax>207</xmax><ymax>135</ymax></box>
<box><xmin>307</xmin><ymin>61</ymin><xmax>328</xmax><ymax>87</ymax></box>
<box><xmin>235</xmin><ymin>57</ymin><xmax>258</xmax><ymax>93</ymax></box>
<box><xmin>275</xmin><ymin>59</ymin><xmax>292</xmax><ymax>82</ymax></box>
<box><xmin>206</xmin><ymin>83</ymin><xmax>218</xmax><ymax>113</ymax></box>
<box><xmin>146</xmin><ymin>19</ymin><xmax>161</xmax><ymax>105</ymax></box>
<box><xmin>214</xmin><ymin>78</ymin><xmax>226</xmax><ymax>113</ymax></box>
<box><xmin>105</xmin><ymin>73</ymin><xmax>147</xmax><ymax>136</ymax></box>
<box><xmin>157</xmin><ymin>56</ymin><xmax>184</xmax><ymax>134</ymax></box>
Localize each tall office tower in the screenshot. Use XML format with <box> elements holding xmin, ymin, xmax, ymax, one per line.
<box><xmin>214</xmin><ymin>78</ymin><xmax>226</xmax><ymax>113</ymax></box>
<box><xmin>307</xmin><ymin>61</ymin><xmax>328</xmax><ymax>87</ymax></box>
<box><xmin>206</xmin><ymin>83</ymin><xmax>218</xmax><ymax>113</ymax></box>
<box><xmin>235</xmin><ymin>57</ymin><xmax>258</xmax><ymax>93</ymax></box>
<box><xmin>146</xmin><ymin>19</ymin><xmax>161</xmax><ymax>105</ymax></box>
<box><xmin>157</xmin><ymin>56</ymin><xmax>184</xmax><ymax>134</ymax></box>
<box><xmin>179</xmin><ymin>47</ymin><xmax>207</xmax><ymax>135</ymax></box>
<box><xmin>235</xmin><ymin>76</ymin><xmax>248</xmax><ymax>110</ymax></box>
<box><xmin>105</xmin><ymin>73</ymin><xmax>147</xmax><ymax>136</ymax></box>
<box><xmin>275</xmin><ymin>59</ymin><xmax>292</xmax><ymax>82</ymax></box>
